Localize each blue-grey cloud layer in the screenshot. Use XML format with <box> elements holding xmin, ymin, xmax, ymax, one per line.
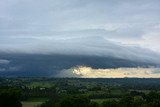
<box><xmin>0</xmin><ymin>53</ymin><xmax>159</xmax><ymax>77</ymax></box>
<box><xmin>0</xmin><ymin>0</ymin><xmax>160</xmax><ymax>64</ymax></box>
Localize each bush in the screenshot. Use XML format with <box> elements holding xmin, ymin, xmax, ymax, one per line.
<box><xmin>0</xmin><ymin>88</ymin><xmax>22</xmax><ymax>107</ymax></box>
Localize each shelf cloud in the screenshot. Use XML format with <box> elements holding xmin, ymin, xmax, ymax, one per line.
<box><xmin>0</xmin><ymin>59</ymin><xmax>10</xmax><ymax>64</ymax></box>
<box><xmin>0</xmin><ymin>0</ymin><xmax>160</xmax><ymax>77</ymax></box>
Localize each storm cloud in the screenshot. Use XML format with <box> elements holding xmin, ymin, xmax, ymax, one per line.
<box><xmin>0</xmin><ymin>59</ymin><xmax>10</xmax><ymax>64</ymax></box>
<box><xmin>0</xmin><ymin>0</ymin><xmax>160</xmax><ymax>77</ymax></box>
<box><xmin>0</xmin><ymin>0</ymin><xmax>160</xmax><ymax>53</ymax></box>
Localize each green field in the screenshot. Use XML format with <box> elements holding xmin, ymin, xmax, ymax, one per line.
<box><xmin>22</xmin><ymin>101</ymin><xmax>43</xmax><ymax>107</ymax></box>
<box><xmin>27</xmin><ymin>81</ymin><xmax>54</xmax><ymax>88</ymax></box>
<box><xmin>91</xmin><ymin>98</ymin><xmax>119</xmax><ymax>104</ymax></box>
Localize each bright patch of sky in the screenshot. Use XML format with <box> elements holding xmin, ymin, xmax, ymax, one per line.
<box><xmin>56</xmin><ymin>66</ymin><xmax>160</xmax><ymax>78</ymax></box>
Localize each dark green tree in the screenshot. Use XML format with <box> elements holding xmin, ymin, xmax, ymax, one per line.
<box><xmin>89</xmin><ymin>101</ymin><xmax>100</xmax><ymax>107</ymax></box>
<box><xmin>0</xmin><ymin>88</ymin><xmax>22</xmax><ymax>107</ymax></box>
<box><xmin>102</xmin><ymin>100</ymin><xmax>119</xmax><ymax>107</ymax></box>
<box><xmin>120</xmin><ymin>95</ymin><xmax>134</xmax><ymax>107</ymax></box>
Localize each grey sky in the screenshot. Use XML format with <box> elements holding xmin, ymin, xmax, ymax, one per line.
<box><xmin>0</xmin><ymin>0</ymin><xmax>160</xmax><ymax>56</ymax></box>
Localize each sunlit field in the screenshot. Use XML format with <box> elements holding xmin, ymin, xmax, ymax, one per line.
<box><xmin>22</xmin><ymin>102</ymin><xmax>43</xmax><ymax>107</ymax></box>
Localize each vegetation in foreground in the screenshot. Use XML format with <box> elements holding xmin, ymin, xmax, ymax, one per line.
<box><xmin>38</xmin><ymin>92</ymin><xmax>160</xmax><ymax>107</ymax></box>
<box><xmin>0</xmin><ymin>88</ymin><xmax>22</xmax><ymax>107</ymax></box>
<box><xmin>1</xmin><ymin>78</ymin><xmax>160</xmax><ymax>107</ymax></box>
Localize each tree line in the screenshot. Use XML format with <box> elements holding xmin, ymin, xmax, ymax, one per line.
<box><xmin>39</xmin><ymin>91</ymin><xmax>160</xmax><ymax>107</ymax></box>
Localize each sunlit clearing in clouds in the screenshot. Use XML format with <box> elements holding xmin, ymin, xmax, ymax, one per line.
<box><xmin>57</xmin><ymin>66</ymin><xmax>160</xmax><ymax>78</ymax></box>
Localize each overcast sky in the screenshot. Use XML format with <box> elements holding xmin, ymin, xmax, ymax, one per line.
<box><xmin>1</xmin><ymin>0</ymin><xmax>160</xmax><ymax>77</ymax></box>
<box><xmin>0</xmin><ymin>0</ymin><xmax>160</xmax><ymax>55</ymax></box>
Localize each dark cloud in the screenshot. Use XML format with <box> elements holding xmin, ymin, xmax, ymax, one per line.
<box><xmin>0</xmin><ymin>52</ymin><xmax>159</xmax><ymax>76</ymax></box>
<box><xmin>0</xmin><ymin>0</ymin><xmax>160</xmax><ymax>77</ymax></box>
<box><xmin>0</xmin><ymin>59</ymin><xmax>10</xmax><ymax>64</ymax></box>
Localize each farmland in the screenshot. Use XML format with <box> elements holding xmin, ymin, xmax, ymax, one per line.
<box><xmin>1</xmin><ymin>78</ymin><xmax>160</xmax><ymax>107</ymax></box>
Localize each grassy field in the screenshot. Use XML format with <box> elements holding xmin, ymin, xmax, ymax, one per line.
<box><xmin>22</xmin><ymin>101</ymin><xmax>44</xmax><ymax>107</ymax></box>
<box><xmin>26</xmin><ymin>97</ymin><xmax>48</xmax><ymax>102</ymax></box>
<box><xmin>22</xmin><ymin>97</ymin><xmax>47</xmax><ymax>107</ymax></box>
<box><xmin>27</xmin><ymin>81</ymin><xmax>54</xmax><ymax>88</ymax></box>
<box><xmin>91</xmin><ymin>98</ymin><xmax>119</xmax><ymax>104</ymax></box>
